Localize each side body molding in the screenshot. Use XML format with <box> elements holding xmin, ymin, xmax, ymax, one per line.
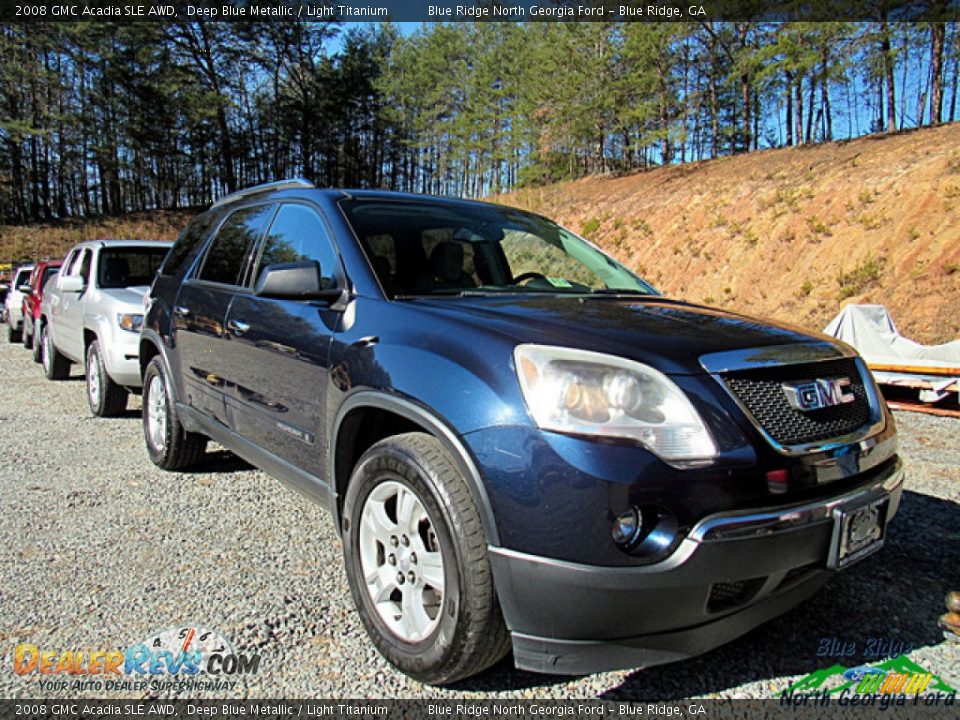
<box><xmin>330</xmin><ymin>391</ymin><xmax>501</xmax><ymax>547</ymax></box>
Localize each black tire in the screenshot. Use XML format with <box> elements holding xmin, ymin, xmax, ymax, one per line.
<box><xmin>30</xmin><ymin>323</ymin><xmax>43</xmax><ymax>362</ymax></box>
<box><xmin>23</xmin><ymin>323</ymin><xmax>32</xmax><ymax>350</ymax></box>
<box><xmin>7</xmin><ymin>323</ymin><xmax>20</xmax><ymax>344</ymax></box>
<box><xmin>85</xmin><ymin>340</ymin><xmax>127</xmax><ymax>416</ymax></box>
<box><xmin>341</xmin><ymin>432</ymin><xmax>510</xmax><ymax>685</ymax></box>
<box><xmin>41</xmin><ymin>324</ymin><xmax>71</xmax><ymax>380</ymax></box>
<box><xmin>142</xmin><ymin>356</ymin><xmax>207</xmax><ymax>470</ymax></box>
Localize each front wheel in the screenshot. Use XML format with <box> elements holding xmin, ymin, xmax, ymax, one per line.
<box><xmin>41</xmin><ymin>325</ymin><xmax>71</xmax><ymax>380</ymax></box>
<box><xmin>22</xmin><ymin>323</ymin><xmax>32</xmax><ymax>350</ymax></box>
<box><xmin>7</xmin><ymin>323</ymin><xmax>20</xmax><ymax>344</ymax></box>
<box><xmin>142</xmin><ymin>357</ymin><xmax>207</xmax><ymax>470</ymax></box>
<box><xmin>342</xmin><ymin>432</ymin><xmax>509</xmax><ymax>685</ymax></box>
<box><xmin>86</xmin><ymin>340</ymin><xmax>127</xmax><ymax>416</ymax></box>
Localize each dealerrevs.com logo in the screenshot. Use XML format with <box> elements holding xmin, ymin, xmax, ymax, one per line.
<box><xmin>12</xmin><ymin>625</ymin><xmax>260</xmax><ymax>693</ymax></box>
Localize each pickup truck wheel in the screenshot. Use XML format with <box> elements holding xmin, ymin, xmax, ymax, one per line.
<box><xmin>31</xmin><ymin>324</ymin><xmax>43</xmax><ymax>362</ymax></box>
<box><xmin>342</xmin><ymin>432</ymin><xmax>510</xmax><ymax>685</ymax></box>
<box><xmin>142</xmin><ymin>356</ymin><xmax>207</xmax><ymax>470</ymax></box>
<box><xmin>7</xmin><ymin>324</ymin><xmax>20</xmax><ymax>343</ymax></box>
<box><xmin>23</xmin><ymin>324</ymin><xmax>32</xmax><ymax>351</ymax></box>
<box><xmin>41</xmin><ymin>325</ymin><xmax>71</xmax><ymax>380</ymax></box>
<box><xmin>86</xmin><ymin>340</ymin><xmax>127</xmax><ymax>416</ymax></box>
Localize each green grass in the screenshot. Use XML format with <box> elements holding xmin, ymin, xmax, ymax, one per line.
<box><xmin>580</xmin><ymin>217</ymin><xmax>601</xmax><ymax>237</ymax></box>
<box><xmin>836</xmin><ymin>255</ymin><xmax>886</xmax><ymax>299</ymax></box>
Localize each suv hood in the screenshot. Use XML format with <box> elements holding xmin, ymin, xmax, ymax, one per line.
<box><xmin>101</xmin><ymin>285</ymin><xmax>150</xmax><ymax>310</ymax></box>
<box><xmin>406</xmin><ymin>295</ymin><xmax>831</xmax><ymax>375</ymax></box>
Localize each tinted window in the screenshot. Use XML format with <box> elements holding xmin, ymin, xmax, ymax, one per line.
<box><xmin>14</xmin><ymin>268</ymin><xmax>31</xmax><ymax>287</ymax></box>
<box><xmin>78</xmin><ymin>250</ymin><xmax>92</xmax><ymax>283</ymax></box>
<box><xmin>254</xmin><ymin>204</ymin><xmax>339</xmax><ymax>289</ymax></box>
<box><xmin>198</xmin><ymin>205</ymin><xmax>272</xmax><ymax>286</ymax></box>
<box><xmin>97</xmin><ymin>247</ymin><xmax>169</xmax><ymax>289</ymax></box>
<box><xmin>162</xmin><ymin>212</ymin><xmax>220</xmax><ymax>277</ymax></box>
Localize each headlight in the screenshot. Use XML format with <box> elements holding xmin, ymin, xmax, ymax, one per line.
<box><xmin>117</xmin><ymin>313</ymin><xmax>144</xmax><ymax>333</ymax></box>
<box><xmin>513</xmin><ymin>344</ymin><xmax>717</xmax><ymax>463</ymax></box>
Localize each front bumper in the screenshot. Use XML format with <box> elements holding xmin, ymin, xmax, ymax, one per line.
<box><xmin>490</xmin><ymin>458</ymin><xmax>903</xmax><ymax>675</ymax></box>
<box><xmin>99</xmin><ymin>326</ymin><xmax>143</xmax><ymax>388</ymax></box>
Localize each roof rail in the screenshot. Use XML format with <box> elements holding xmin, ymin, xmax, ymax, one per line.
<box><xmin>211</xmin><ymin>178</ymin><xmax>315</xmax><ymax>209</ymax></box>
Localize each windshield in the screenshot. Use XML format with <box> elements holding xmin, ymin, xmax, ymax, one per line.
<box><xmin>339</xmin><ymin>199</ymin><xmax>657</xmax><ymax>298</ymax></box>
<box><xmin>97</xmin><ymin>247</ymin><xmax>168</xmax><ymax>289</ymax></box>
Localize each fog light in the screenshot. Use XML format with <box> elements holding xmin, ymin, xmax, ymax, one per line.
<box><xmin>612</xmin><ymin>508</ymin><xmax>641</xmax><ymax>546</ymax></box>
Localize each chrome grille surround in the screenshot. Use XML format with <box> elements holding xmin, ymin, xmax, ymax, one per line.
<box><xmin>700</xmin><ymin>342</ymin><xmax>885</xmax><ymax>456</ymax></box>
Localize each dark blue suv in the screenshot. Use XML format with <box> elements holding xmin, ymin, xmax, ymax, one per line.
<box><xmin>140</xmin><ymin>179</ymin><xmax>903</xmax><ymax>684</ymax></box>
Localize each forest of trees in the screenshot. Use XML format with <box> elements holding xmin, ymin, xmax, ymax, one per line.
<box><xmin>0</xmin><ymin>20</ymin><xmax>958</xmax><ymax>223</ymax></box>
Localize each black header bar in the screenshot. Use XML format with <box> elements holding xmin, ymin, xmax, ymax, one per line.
<box><xmin>0</xmin><ymin>699</ymin><xmax>958</xmax><ymax>720</ymax></box>
<box><xmin>0</xmin><ymin>0</ymin><xmax>958</xmax><ymax>23</ymax></box>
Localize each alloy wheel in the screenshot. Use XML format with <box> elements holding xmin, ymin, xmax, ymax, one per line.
<box><xmin>146</xmin><ymin>374</ymin><xmax>167</xmax><ymax>451</ymax></box>
<box><xmin>358</xmin><ymin>480</ymin><xmax>445</xmax><ymax>643</ymax></box>
<box><xmin>87</xmin><ymin>351</ymin><xmax>101</xmax><ymax>408</ymax></box>
<box><xmin>41</xmin><ymin>328</ymin><xmax>51</xmax><ymax>375</ymax></box>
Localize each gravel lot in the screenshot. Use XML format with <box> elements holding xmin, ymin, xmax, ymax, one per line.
<box><xmin>0</xmin><ymin>339</ymin><xmax>957</xmax><ymax>699</ymax></box>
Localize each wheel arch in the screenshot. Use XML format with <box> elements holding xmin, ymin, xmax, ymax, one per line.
<box><xmin>331</xmin><ymin>391</ymin><xmax>501</xmax><ymax>547</ymax></box>
<box><xmin>83</xmin><ymin>326</ymin><xmax>97</xmax><ymax>352</ymax></box>
<box><xmin>138</xmin><ymin>331</ymin><xmax>181</xmax><ymax>405</ymax></box>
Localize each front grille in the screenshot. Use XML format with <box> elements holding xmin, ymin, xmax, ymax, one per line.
<box><xmin>722</xmin><ymin>358</ymin><xmax>872</xmax><ymax>447</ymax></box>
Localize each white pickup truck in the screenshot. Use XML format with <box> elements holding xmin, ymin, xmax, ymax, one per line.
<box><xmin>39</xmin><ymin>240</ymin><xmax>172</xmax><ymax>416</ymax></box>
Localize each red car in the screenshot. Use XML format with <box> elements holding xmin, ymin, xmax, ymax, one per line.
<box><xmin>22</xmin><ymin>259</ymin><xmax>63</xmax><ymax>360</ymax></box>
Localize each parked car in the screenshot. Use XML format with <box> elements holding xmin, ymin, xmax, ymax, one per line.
<box><xmin>21</xmin><ymin>259</ymin><xmax>63</xmax><ymax>357</ymax></box>
<box><xmin>140</xmin><ymin>180</ymin><xmax>903</xmax><ymax>684</ymax></box>
<box><xmin>39</xmin><ymin>240</ymin><xmax>173</xmax><ymax>416</ymax></box>
<box><xmin>5</xmin><ymin>264</ymin><xmax>33</xmax><ymax>343</ymax></box>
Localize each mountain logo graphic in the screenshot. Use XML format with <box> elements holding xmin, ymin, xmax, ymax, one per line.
<box><xmin>783</xmin><ymin>655</ymin><xmax>956</xmax><ymax>696</ymax></box>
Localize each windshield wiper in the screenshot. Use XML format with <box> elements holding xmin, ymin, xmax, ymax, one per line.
<box><xmin>589</xmin><ymin>288</ymin><xmax>657</xmax><ymax>296</ymax></box>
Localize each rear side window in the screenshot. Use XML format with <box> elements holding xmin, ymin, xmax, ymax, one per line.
<box><xmin>161</xmin><ymin>213</ymin><xmax>219</xmax><ymax>278</ymax></box>
<box><xmin>253</xmin><ymin>204</ymin><xmax>339</xmax><ymax>289</ymax></box>
<box><xmin>198</xmin><ymin>205</ymin><xmax>273</xmax><ymax>286</ymax></box>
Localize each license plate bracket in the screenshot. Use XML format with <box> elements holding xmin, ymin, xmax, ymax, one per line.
<box><xmin>827</xmin><ymin>497</ymin><xmax>889</xmax><ymax>570</ymax></box>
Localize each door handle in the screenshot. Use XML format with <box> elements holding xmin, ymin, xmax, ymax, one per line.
<box><xmin>173</xmin><ymin>305</ymin><xmax>191</xmax><ymax>317</ymax></box>
<box><xmin>227</xmin><ymin>319</ymin><xmax>250</xmax><ymax>335</ymax></box>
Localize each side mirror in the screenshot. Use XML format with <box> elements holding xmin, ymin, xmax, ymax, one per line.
<box><xmin>254</xmin><ymin>261</ymin><xmax>325</xmax><ymax>299</ymax></box>
<box><xmin>17</xmin><ymin>284</ymin><xmax>31</xmax><ymax>295</ymax></box>
<box><xmin>59</xmin><ymin>275</ymin><xmax>84</xmax><ymax>293</ymax></box>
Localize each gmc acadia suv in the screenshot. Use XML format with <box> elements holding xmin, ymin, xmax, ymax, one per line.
<box><xmin>140</xmin><ymin>179</ymin><xmax>903</xmax><ymax>684</ymax></box>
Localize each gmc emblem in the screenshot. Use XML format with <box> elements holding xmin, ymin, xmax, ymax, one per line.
<box><xmin>782</xmin><ymin>377</ymin><xmax>856</xmax><ymax>412</ymax></box>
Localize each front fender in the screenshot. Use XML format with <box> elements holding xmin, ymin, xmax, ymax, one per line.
<box><xmin>329</xmin><ymin>390</ymin><xmax>502</xmax><ymax>547</ymax></box>
<box><xmin>139</xmin><ymin>329</ymin><xmax>183</xmax><ymax>406</ymax></box>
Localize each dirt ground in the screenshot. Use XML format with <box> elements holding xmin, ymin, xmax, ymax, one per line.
<box><xmin>500</xmin><ymin>123</ymin><xmax>960</xmax><ymax>345</ymax></box>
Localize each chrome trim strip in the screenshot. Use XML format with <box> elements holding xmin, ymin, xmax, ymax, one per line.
<box><xmin>699</xmin><ymin>341</ymin><xmax>854</xmax><ymax>374</ymax></box>
<box><xmin>489</xmin><ymin>461</ymin><xmax>903</xmax><ymax>572</ymax></box>
<box><xmin>691</xmin><ymin>460</ymin><xmax>903</xmax><ymax>542</ymax></box>
<box><xmin>709</xmin><ymin>351</ymin><xmax>886</xmax><ymax>456</ymax></box>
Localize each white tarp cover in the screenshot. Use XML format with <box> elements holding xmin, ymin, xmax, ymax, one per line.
<box><xmin>823</xmin><ymin>304</ymin><xmax>960</xmax><ymax>370</ymax></box>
